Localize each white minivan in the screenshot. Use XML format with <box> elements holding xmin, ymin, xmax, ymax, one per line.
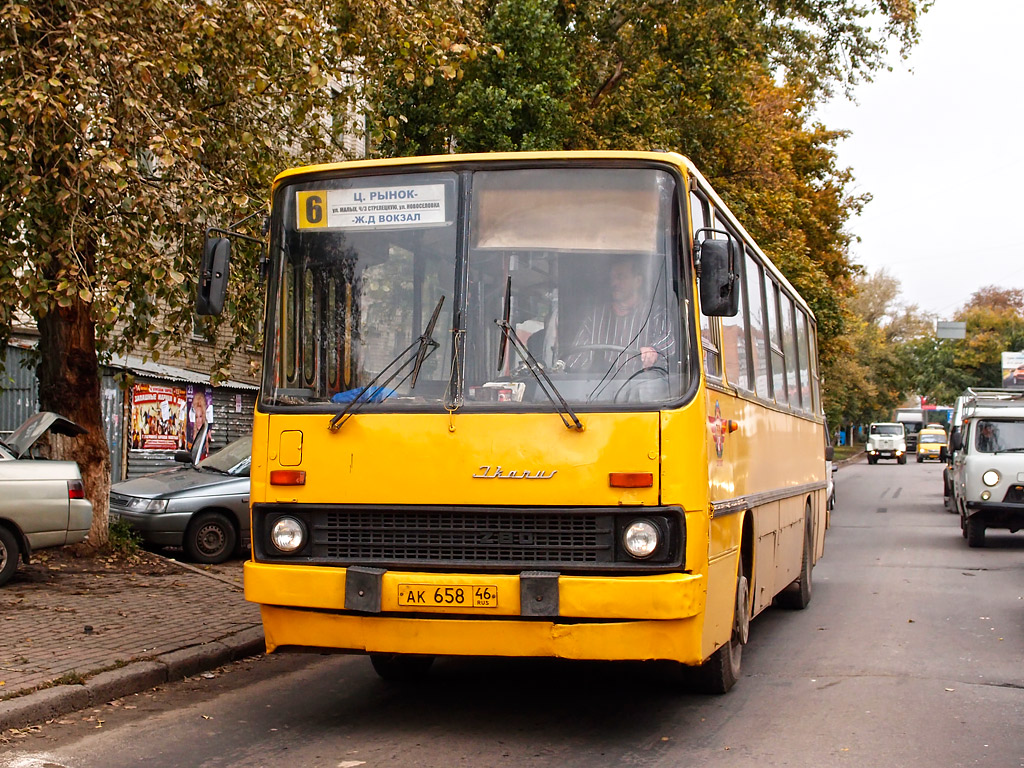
<box><xmin>949</xmin><ymin>389</ymin><xmax>1024</xmax><ymax>547</ymax></box>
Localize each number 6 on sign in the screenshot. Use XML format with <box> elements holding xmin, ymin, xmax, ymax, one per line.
<box><xmin>296</xmin><ymin>191</ymin><xmax>327</xmax><ymax>229</ymax></box>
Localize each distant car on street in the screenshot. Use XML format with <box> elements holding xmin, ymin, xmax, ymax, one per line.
<box><xmin>109</xmin><ymin>428</ymin><xmax>251</xmax><ymax>564</ymax></box>
<box><xmin>866</xmin><ymin>422</ymin><xmax>907</xmax><ymax>464</ymax></box>
<box><xmin>0</xmin><ymin>412</ymin><xmax>94</xmax><ymax>586</ymax></box>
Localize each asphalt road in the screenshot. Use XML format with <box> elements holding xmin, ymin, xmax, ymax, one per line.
<box><xmin>3</xmin><ymin>459</ymin><xmax>1022</xmax><ymax>768</ymax></box>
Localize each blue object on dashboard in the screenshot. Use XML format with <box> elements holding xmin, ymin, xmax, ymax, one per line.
<box><xmin>330</xmin><ymin>386</ymin><xmax>397</xmax><ymax>404</ymax></box>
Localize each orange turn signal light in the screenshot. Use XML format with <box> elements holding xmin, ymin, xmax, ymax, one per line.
<box><xmin>270</xmin><ymin>469</ymin><xmax>306</xmax><ymax>486</ymax></box>
<box><xmin>609</xmin><ymin>472</ymin><xmax>654</xmax><ymax>488</ymax></box>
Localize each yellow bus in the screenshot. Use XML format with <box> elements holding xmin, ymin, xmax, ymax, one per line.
<box><xmin>200</xmin><ymin>150</ymin><xmax>828</xmax><ymax>693</ymax></box>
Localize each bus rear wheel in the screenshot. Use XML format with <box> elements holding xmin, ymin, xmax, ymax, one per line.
<box><xmin>695</xmin><ymin>558</ymin><xmax>748</xmax><ymax>694</ymax></box>
<box><xmin>776</xmin><ymin>509</ymin><xmax>813</xmax><ymax>610</ymax></box>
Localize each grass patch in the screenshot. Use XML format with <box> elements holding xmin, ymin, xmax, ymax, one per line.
<box><xmin>834</xmin><ymin>443</ymin><xmax>864</xmax><ymax>461</ymax></box>
<box><xmin>53</xmin><ymin>670</ymin><xmax>86</xmax><ymax>686</ymax></box>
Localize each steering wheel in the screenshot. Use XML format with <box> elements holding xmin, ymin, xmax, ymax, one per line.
<box><xmin>568</xmin><ymin>344</ymin><xmax>631</xmax><ymax>354</ymax></box>
<box><xmin>565</xmin><ymin>344</ymin><xmax>631</xmax><ymax>371</ymax></box>
<box><xmin>614</xmin><ymin>365</ymin><xmax>670</xmax><ymax>403</ymax></box>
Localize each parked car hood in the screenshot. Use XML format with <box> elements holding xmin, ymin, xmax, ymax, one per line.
<box><xmin>111</xmin><ymin>467</ymin><xmax>248</xmax><ymax>500</ymax></box>
<box><xmin>2</xmin><ymin>412</ymin><xmax>87</xmax><ymax>459</ymax></box>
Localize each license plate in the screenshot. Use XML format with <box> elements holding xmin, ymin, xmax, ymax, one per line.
<box><xmin>881</xmin><ymin>451</ymin><xmax>892</xmax><ymax>456</ymax></box>
<box><xmin>398</xmin><ymin>583</ymin><xmax>499</xmax><ymax>608</ymax></box>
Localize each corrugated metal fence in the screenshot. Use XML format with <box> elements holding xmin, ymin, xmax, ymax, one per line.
<box><xmin>0</xmin><ymin>346</ymin><xmax>39</xmax><ymax>435</ymax></box>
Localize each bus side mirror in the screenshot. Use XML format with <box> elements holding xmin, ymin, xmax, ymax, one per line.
<box><xmin>950</xmin><ymin>430</ymin><xmax>962</xmax><ymax>452</ymax></box>
<box><xmin>197</xmin><ymin>235</ymin><xmax>231</xmax><ymax>316</ymax></box>
<box><xmin>825</xmin><ymin>445</ymin><xmax>835</xmax><ymax>462</ymax></box>
<box><xmin>697</xmin><ymin>238</ymin><xmax>740</xmax><ymax>317</ymax></box>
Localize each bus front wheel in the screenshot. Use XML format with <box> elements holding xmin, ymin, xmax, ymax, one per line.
<box><xmin>370</xmin><ymin>653</ymin><xmax>435</xmax><ymax>682</ymax></box>
<box><xmin>695</xmin><ymin>558</ymin><xmax>748</xmax><ymax>695</ymax></box>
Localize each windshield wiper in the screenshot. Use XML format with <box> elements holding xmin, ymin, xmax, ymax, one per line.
<box><xmin>495</xmin><ymin>277</ymin><xmax>582</xmax><ymax>431</ymax></box>
<box><xmin>329</xmin><ymin>296</ymin><xmax>445</xmax><ymax>431</ymax></box>
<box><xmin>198</xmin><ymin>465</ymin><xmax>231</xmax><ymax>474</ymax></box>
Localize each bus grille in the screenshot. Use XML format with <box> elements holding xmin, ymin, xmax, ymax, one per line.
<box><xmin>316</xmin><ymin>510</ymin><xmax>613</xmax><ymax>566</ymax></box>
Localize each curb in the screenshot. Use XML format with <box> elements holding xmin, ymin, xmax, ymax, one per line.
<box><xmin>0</xmin><ymin>626</ymin><xmax>265</xmax><ymax>732</ymax></box>
<box><xmin>836</xmin><ymin>452</ymin><xmax>864</xmax><ymax>468</ymax></box>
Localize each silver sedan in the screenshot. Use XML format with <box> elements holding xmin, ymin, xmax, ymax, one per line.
<box><xmin>0</xmin><ymin>412</ymin><xmax>94</xmax><ymax>586</ymax></box>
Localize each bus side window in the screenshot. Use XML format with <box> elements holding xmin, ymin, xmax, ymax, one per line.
<box><xmin>718</xmin><ymin>216</ymin><xmax>750</xmax><ymax>390</ymax></box>
<box><xmin>807</xmin><ymin>317</ymin><xmax>821</xmax><ymax>413</ymax></box>
<box><xmin>796</xmin><ymin>310</ymin><xmax>813</xmax><ymax>413</ymax></box>
<box><xmin>765</xmin><ymin>277</ymin><xmax>787</xmax><ymax>404</ymax></box>
<box><xmin>745</xmin><ymin>252</ymin><xmax>769</xmax><ymax>398</ymax></box>
<box><xmin>780</xmin><ymin>291</ymin><xmax>800</xmax><ymax>409</ymax></box>
<box><xmin>691</xmin><ymin>192</ymin><xmax>721</xmax><ymax>379</ymax></box>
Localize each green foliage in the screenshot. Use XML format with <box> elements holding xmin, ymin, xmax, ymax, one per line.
<box><xmin>106</xmin><ymin>518</ymin><xmax>142</xmax><ymax>558</ymax></box>
<box><xmin>0</xmin><ymin>0</ymin><xmax>484</xmax><ymax>543</ymax></box>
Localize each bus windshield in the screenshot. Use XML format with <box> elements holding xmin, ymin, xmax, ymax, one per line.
<box><xmin>264</xmin><ymin>165</ymin><xmax>691</xmax><ymax>411</ymax></box>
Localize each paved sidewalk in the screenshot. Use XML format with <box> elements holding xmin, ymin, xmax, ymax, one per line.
<box><xmin>0</xmin><ymin>549</ymin><xmax>263</xmax><ymax>732</ymax></box>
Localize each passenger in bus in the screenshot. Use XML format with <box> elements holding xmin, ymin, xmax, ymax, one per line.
<box><xmin>566</xmin><ymin>256</ymin><xmax>674</xmax><ymax>373</ymax></box>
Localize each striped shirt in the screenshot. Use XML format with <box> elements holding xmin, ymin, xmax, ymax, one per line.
<box><xmin>567</xmin><ymin>301</ymin><xmax>674</xmax><ymax>373</ymax></box>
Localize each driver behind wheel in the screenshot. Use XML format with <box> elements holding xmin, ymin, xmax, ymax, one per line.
<box><xmin>566</xmin><ymin>255</ymin><xmax>674</xmax><ymax>374</ymax></box>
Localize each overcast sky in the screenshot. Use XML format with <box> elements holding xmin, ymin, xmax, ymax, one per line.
<box><xmin>814</xmin><ymin>0</ymin><xmax>1024</xmax><ymax>319</ymax></box>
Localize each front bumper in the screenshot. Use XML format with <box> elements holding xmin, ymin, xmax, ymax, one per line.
<box><xmin>108</xmin><ymin>508</ymin><xmax>192</xmax><ymax>547</ymax></box>
<box><xmin>245</xmin><ymin>561</ymin><xmax>707</xmax><ymax>662</ymax></box>
<box><xmin>963</xmin><ymin>499</ymin><xmax>1024</xmax><ymax>531</ymax></box>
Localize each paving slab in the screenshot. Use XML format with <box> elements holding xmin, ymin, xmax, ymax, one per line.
<box><xmin>0</xmin><ymin>548</ymin><xmax>263</xmax><ymax>732</ymax></box>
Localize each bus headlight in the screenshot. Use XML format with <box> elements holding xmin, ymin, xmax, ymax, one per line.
<box><xmin>271</xmin><ymin>516</ymin><xmax>306</xmax><ymax>553</ymax></box>
<box><xmin>982</xmin><ymin>470</ymin><xmax>1000</xmax><ymax>487</ymax></box>
<box><xmin>623</xmin><ymin>519</ymin><xmax>660</xmax><ymax>559</ymax></box>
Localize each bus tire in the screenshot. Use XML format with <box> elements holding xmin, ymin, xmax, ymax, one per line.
<box><xmin>370</xmin><ymin>653</ymin><xmax>435</xmax><ymax>682</ymax></box>
<box><xmin>695</xmin><ymin>557</ymin><xmax>748</xmax><ymax>695</ymax></box>
<box><xmin>776</xmin><ymin>509</ymin><xmax>813</xmax><ymax>610</ymax></box>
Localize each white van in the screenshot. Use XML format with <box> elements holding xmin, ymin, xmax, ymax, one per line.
<box><xmin>949</xmin><ymin>388</ymin><xmax>1024</xmax><ymax>547</ymax></box>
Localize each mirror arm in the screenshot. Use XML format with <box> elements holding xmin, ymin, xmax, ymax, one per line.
<box><xmin>206</xmin><ymin>226</ymin><xmax>263</xmax><ymax>246</ymax></box>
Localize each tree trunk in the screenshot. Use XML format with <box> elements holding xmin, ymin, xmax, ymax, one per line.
<box><xmin>36</xmin><ymin>298</ymin><xmax>111</xmax><ymax>548</ymax></box>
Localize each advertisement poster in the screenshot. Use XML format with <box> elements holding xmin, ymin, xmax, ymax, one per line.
<box><xmin>185</xmin><ymin>384</ymin><xmax>214</xmax><ymax>460</ymax></box>
<box><xmin>1002</xmin><ymin>351</ymin><xmax>1024</xmax><ymax>389</ymax></box>
<box><xmin>129</xmin><ymin>384</ymin><xmax>186</xmax><ymax>451</ymax></box>
<box><xmin>129</xmin><ymin>383</ymin><xmax>214</xmax><ymax>454</ymax></box>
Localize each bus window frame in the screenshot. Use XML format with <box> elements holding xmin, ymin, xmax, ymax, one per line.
<box><xmin>259</xmin><ymin>159</ymin><xmax>705</xmax><ymax>415</ymax></box>
<box><xmin>689</xmin><ymin>189</ymin><xmax>723</xmax><ymax>382</ymax></box>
